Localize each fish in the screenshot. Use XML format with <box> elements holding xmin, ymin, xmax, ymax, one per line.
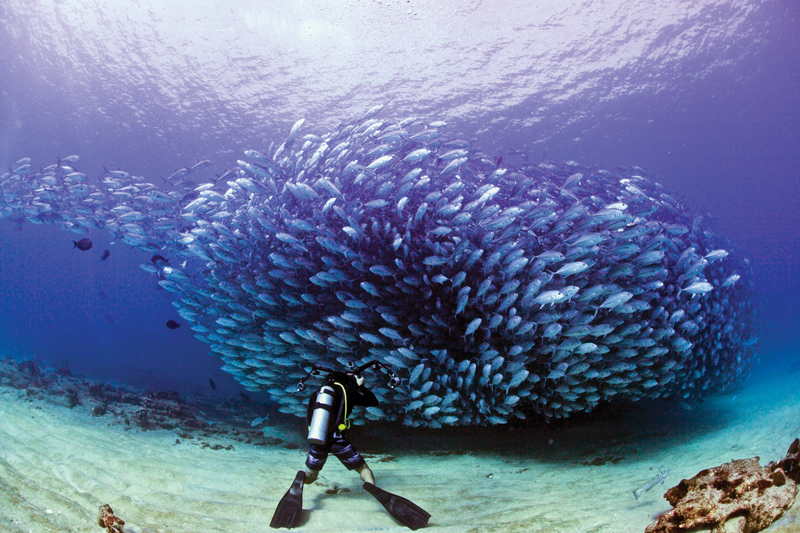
<box><xmin>598</xmin><ymin>291</ymin><xmax>633</xmax><ymax>309</ymax></box>
<box><xmin>287</xmin><ymin>118</ymin><xmax>305</xmax><ymax>143</ymax></box>
<box><xmin>167</xmin><ymin>167</ymin><xmax>189</xmax><ymax>181</ymax></box>
<box><xmin>681</xmin><ymin>281</ymin><xmax>713</xmax><ymax>297</ymax></box>
<box><xmin>101</xmin><ymin>249</ymin><xmax>110</xmax><ymax>260</ymax></box>
<box><xmin>423</xmin><ymin>255</ymin><xmax>448</xmax><ymax>266</ymax></box>
<box><xmin>705</xmin><ymin>249</ymin><xmax>729</xmax><ymax>262</ymax></box>
<box><xmin>404</xmin><ymin>148</ymin><xmax>432</xmax><ymax>163</ymax></box>
<box><xmin>553</xmin><ymin>261</ymin><xmax>590</xmax><ymax>276</ymax></box>
<box><xmin>2</xmin><ymin>109</ymin><xmax>758</xmax><ymax>428</ymax></box>
<box><xmin>250</xmin><ymin>416</ymin><xmax>270</xmax><ymax>427</ymax></box>
<box><xmin>536</xmin><ymin>251</ymin><xmax>565</xmax><ymax>263</ymax></box>
<box><xmin>464</xmin><ymin>318</ymin><xmax>482</xmax><ymax>336</ymax></box>
<box><xmin>530</xmin><ymin>290</ymin><xmax>564</xmax><ymax>307</ymax></box>
<box><xmin>367</xmin><ymin>155</ymin><xmax>394</xmax><ymax>171</ymax></box>
<box><xmin>633</xmin><ymin>469</ymin><xmax>671</xmax><ymax>500</ymax></box>
<box><xmin>73</xmin><ymin>238</ymin><xmax>93</xmax><ymax>251</ymax></box>
<box><xmin>166</xmin><ymin>320</ymin><xmax>181</xmax><ymax>329</ymax></box>
<box><xmin>721</xmin><ymin>274</ymin><xmax>740</xmax><ymax>287</ymax></box>
<box><xmin>190</xmin><ymin>159</ymin><xmax>213</xmax><ymax>172</ymax></box>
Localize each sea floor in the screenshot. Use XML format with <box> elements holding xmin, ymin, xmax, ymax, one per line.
<box><xmin>0</xmin><ymin>359</ymin><xmax>798</xmax><ymax>533</ymax></box>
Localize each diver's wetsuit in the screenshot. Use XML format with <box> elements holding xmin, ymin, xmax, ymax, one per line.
<box><xmin>305</xmin><ymin>376</ymin><xmax>378</xmax><ymax>472</ymax></box>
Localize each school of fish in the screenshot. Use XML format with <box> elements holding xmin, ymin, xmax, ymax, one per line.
<box><xmin>0</xmin><ymin>106</ymin><xmax>760</xmax><ymax>426</ymax></box>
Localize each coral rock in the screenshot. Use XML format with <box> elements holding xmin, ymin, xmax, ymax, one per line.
<box><xmin>771</xmin><ymin>438</ymin><xmax>800</xmax><ymax>483</ymax></box>
<box><xmin>98</xmin><ymin>504</ymin><xmax>124</xmax><ymax>533</ymax></box>
<box><xmin>131</xmin><ymin>409</ymin><xmax>150</xmax><ymax>429</ymax></box>
<box><xmin>646</xmin><ymin>440</ymin><xmax>800</xmax><ymax>533</ymax></box>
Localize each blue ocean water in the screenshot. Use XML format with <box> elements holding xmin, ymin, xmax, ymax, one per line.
<box><xmin>0</xmin><ymin>0</ymin><xmax>797</xmax><ymax>403</ymax></box>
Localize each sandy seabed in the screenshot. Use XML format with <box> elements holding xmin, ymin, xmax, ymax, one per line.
<box><xmin>1</xmin><ymin>368</ymin><xmax>799</xmax><ymax>533</ymax></box>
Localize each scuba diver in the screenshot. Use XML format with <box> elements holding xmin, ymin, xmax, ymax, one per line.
<box><xmin>270</xmin><ymin>361</ymin><xmax>430</xmax><ymax>530</ymax></box>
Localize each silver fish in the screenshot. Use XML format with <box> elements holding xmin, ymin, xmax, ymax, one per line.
<box><xmin>633</xmin><ymin>469</ymin><xmax>671</xmax><ymax>500</ymax></box>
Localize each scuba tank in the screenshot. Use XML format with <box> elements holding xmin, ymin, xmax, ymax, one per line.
<box><xmin>307</xmin><ymin>385</ymin><xmax>337</xmax><ymax>445</ymax></box>
<box><xmin>299</xmin><ymin>360</ymin><xmax>400</xmax><ymax>446</ymax></box>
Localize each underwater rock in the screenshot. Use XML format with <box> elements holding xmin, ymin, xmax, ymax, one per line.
<box><xmin>98</xmin><ymin>503</ymin><xmax>124</xmax><ymax>533</ymax></box>
<box><xmin>0</xmin><ymin>111</ymin><xmax>760</xmax><ymax>427</ymax></box>
<box><xmin>17</xmin><ymin>360</ymin><xmax>42</xmax><ymax>379</ymax></box>
<box><xmin>771</xmin><ymin>437</ymin><xmax>800</xmax><ymax>484</ymax></box>
<box><xmin>131</xmin><ymin>409</ymin><xmax>150</xmax><ymax>429</ymax></box>
<box><xmin>646</xmin><ymin>439</ymin><xmax>800</xmax><ymax>533</ymax></box>
<box><xmin>64</xmin><ymin>389</ymin><xmax>81</xmax><ymax>408</ymax></box>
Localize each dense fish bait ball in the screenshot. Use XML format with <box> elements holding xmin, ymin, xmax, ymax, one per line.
<box><xmin>1</xmin><ymin>110</ymin><xmax>759</xmax><ymax>426</ymax></box>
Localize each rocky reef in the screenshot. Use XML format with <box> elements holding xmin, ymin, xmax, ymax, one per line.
<box><xmin>0</xmin><ymin>357</ymin><xmax>299</xmax><ymax>451</ymax></box>
<box><xmin>646</xmin><ymin>438</ymin><xmax>800</xmax><ymax>533</ymax></box>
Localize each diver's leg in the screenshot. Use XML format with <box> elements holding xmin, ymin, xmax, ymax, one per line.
<box><xmin>330</xmin><ymin>431</ymin><xmax>375</xmax><ymax>484</ymax></box>
<box><xmin>304</xmin><ymin>443</ymin><xmax>328</xmax><ymax>484</ymax></box>
<box><xmin>355</xmin><ymin>462</ymin><xmax>376</xmax><ymax>484</ymax></box>
<box><xmin>304</xmin><ymin>468</ymin><xmax>319</xmax><ymax>483</ymax></box>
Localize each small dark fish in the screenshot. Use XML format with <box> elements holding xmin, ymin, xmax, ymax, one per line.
<box><xmin>209</xmin><ymin>378</ymin><xmax>217</xmax><ymax>390</ymax></box>
<box><xmin>151</xmin><ymin>254</ymin><xmax>168</xmax><ymax>265</ymax></box>
<box><xmin>73</xmin><ymin>238</ymin><xmax>93</xmax><ymax>251</ymax></box>
<box><xmin>101</xmin><ymin>249</ymin><xmax>110</xmax><ymax>260</ymax></box>
<box><xmin>166</xmin><ymin>319</ymin><xmax>181</xmax><ymax>329</ymax></box>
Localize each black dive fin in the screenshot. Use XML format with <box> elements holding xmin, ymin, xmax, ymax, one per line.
<box><xmin>363</xmin><ymin>482</ymin><xmax>431</xmax><ymax>530</ymax></box>
<box><xmin>270</xmin><ymin>471</ymin><xmax>305</xmax><ymax>529</ymax></box>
